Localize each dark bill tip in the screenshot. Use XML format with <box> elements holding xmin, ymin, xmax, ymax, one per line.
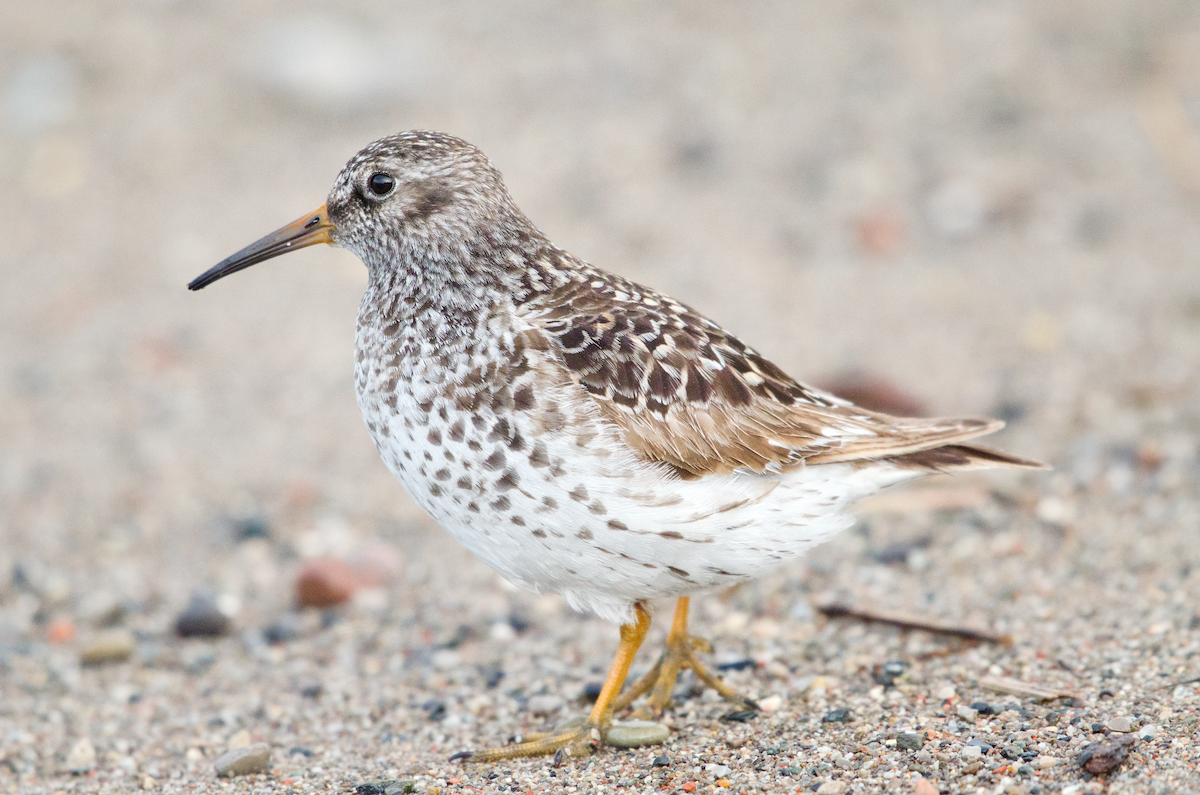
<box><xmin>188</xmin><ymin>204</ymin><xmax>334</xmax><ymax>291</ymax></box>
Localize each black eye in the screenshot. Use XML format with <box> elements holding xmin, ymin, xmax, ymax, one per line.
<box><xmin>368</xmin><ymin>173</ymin><xmax>395</xmax><ymax>196</ymax></box>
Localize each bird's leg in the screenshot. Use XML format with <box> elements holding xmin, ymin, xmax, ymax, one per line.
<box><xmin>614</xmin><ymin>597</ymin><xmax>758</xmax><ymax>717</ymax></box>
<box><xmin>451</xmin><ymin>603</ymin><xmax>654</xmax><ymax>763</ymax></box>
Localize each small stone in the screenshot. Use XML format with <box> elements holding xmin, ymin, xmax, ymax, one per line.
<box><xmin>926</xmin><ymin>177</ymin><xmax>989</xmax><ymax>239</ymax></box>
<box><xmin>758</xmin><ymin>694</ymin><xmax>783</xmax><ymax>712</ymax></box>
<box><xmin>819</xmin><ymin>373</ymin><xmax>925</xmax><ymax>417</ymax></box>
<box><xmin>913</xmin><ymin>777</ymin><xmax>938</xmax><ymax>795</ymax></box>
<box><xmin>1078</xmin><ymin>735</ymin><xmax>1136</xmax><ymax>775</ymax></box>
<box><xmin>681</xmin><ymin>783</ymin><xmax>697</xmax><ymax>793</ymax></box>
<box><xmin>1106</xmin><ymin>716</ymin><xmax>1133</xmax><ymax>733</ymax></box>
<box><xmin>65</xmin><ymin>737</ymin><xmax>95</xmax><ymax>773</ymax></box>
<box><xmin>606</xmin><ymin>720</ymin><xmax>669</xmax><ymax>748</ymax></box>
<box><xmin>214</xmin><ymin>742</ymin><xmax>271</xmax><ymax>777</ymax></box>
<box><xmin>355</xmin><ymin>780</ymin><xmax>416</xmax><ymax>795</ymax></box>
<box><xmin>525</xmin><ymin>694</ymin><xmax>563</xmax><ymax>715</ymax></box>
<box><xmin>1033</xmin><ymin>756</ymin><xmax>1062</xmax><ymax>769</ymax></box>
<box><xmin>711</xmin><ymin>764</ymin><xmax>731</xmax><ymax>777</ymax></box>
<box><xmin>956</xmin><ymin>704</ymin><xmax>979</xmax><ymax>724</ymax></box>
<box><xmin>80</xmin><ymin>628</ymin><xmax>135</xmax><ymax>665</ymax></box>
<box><xmin>935</xmin><ymin>685</ymin><xmax>957</xmax><ymax>701</ymax></box>
<box><xmin>175</xmin><ymin>594</ymin><xmax>231</xmax><ymax>638</ymax></box>
<box><xmin>1139</xmin><ymin>724</ymin><xmax>1159</xmax><ymax>740</ymax></box>
<box><xmin>233</xmin><ymin>516</ymin><xmax>270</xmax><ymax>540</ymax></box>
<box><xmin>140</xmin><ymin>774</ymin><xmax>156</xmax><ymax>789</ymax></box>
<box><xmin>296</xmin><ymin>556</ymin><xmax>358</xmax><ymax>608</ymax></box>
<box><xmin>46</xmin><ymin>617</ymin><xmax>76</xmax><ymax>644</ymax></box>
<box><xmin>652</xmin><ymin>753</ymin><xmax>670</xmax><ymax>767</ymax></box>
<box><xmin>263</xmin><ymin>613</ymin><xmax>300</xmax><ymax>644</ymax></box>
<box><xmin>960</xmin><ymin>744</ymin><xmax>983</xmax><ymax>760</ymax></box>
<box><xmin>815</xmin><ymin>781</ymin><xmax>847</xmax><ymax>795</ymax></box>
<box><xmin>720</xmin><ymin>709</ymin><xmax>757</xmax><ymax>723</ymax></box>
<box><xmin>965</xmin><ymin>739</ymin><xmax>992</xmax><ymax>754</ymax></box>
<box><xmin>227</xmin><ymin>729</ymin><xmax>252</xmax><ymax>750</ymax></box>
<box><xmin>822</xmin><ymin>708</ymin><xmax>852</xmax><ymax>723</ymax></box>
<box><xmin>1017</xmin><ymin>763</ymin><xmax>1034</xmax><ymax>776</ymax></box>
<box><xmin>969</xmin><ymin>701</ymin><xmax>993</xmax><ymax>715</ymax></box>
<box><xmin>897</xmin><ymin>732</ymin><xmax>924</xmax><ymax>751</ymax></box>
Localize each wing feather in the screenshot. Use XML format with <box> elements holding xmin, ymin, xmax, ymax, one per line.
<box><xmin>517</xmin><ymin>253</ymin><xmax>1020</xmax><ymax>476</ymax></box>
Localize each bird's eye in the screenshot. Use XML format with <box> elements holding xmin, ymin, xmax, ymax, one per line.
<box><xmin>368</xmin><ymin>173</ymin><xmax>395</xmax><ymax>197</ymax></box>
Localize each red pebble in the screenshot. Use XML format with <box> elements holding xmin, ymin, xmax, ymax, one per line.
<box><xmin>682</xmin><ymin>783</ymin><xmax>697</xmax><ymax>792</ymax></box>
<box><xmin>857</xmin><ymin>207</ymin><xmax>905</xmax><ymax>258</ymax></box>
<box><xmin>295</xmin><ymin>557</ymin><xmax>359</xmax><ymax>608</ymax></box>
<box><xmin>47</xmin><ymin>618</ymin><xmax>76</xmax><ymax>644</ymax></box>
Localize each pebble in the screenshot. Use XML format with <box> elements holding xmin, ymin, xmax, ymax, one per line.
<box><xmin>525</xmin><ymin>694</ymin><xmax>563</xmax><ymax>715</ymax></box>
<box><xmin>897</xmin><ymin>732</ymin><xmax>924</xmax><ymax>751</ymax></box>
<box><xmin>956</xmin><ymin>704</ymin><xmax>979</xmax><ymax>723</ymax></box>
<box><xmin>1106</xmin><ymin>716</ymin><xmax>1133</xmax><ymax>733</ymax></box>
<box><xmin>1078</xmin><ymin>734</ymin><xmax>1136</xmax><ymax>775</ymax></box>
<box><xmin>960</xmin><ymin>744</ymin><xmax>983</xmax><ymax>760</ymax></box>
<box><xmin>175</xmin><ymin>593</ymin><xmax>231</xmax><ymax>638</ymax></box>
<box><xmin>709</xmin><ymin>764</ymin><xmax>731</xmax><ymax>778</ymax></box>
<box><xmin>652</xmin><ymin>753</ymin><xmax>670</xmax><ymax>767</ymax></box>
<box><xmin>926</xmin><ymin>177</ymin><xmax>989</xmax><ymax>238</ymax></box>
<box><xmin>606</xmin><ymin>720</ymin><xmax>669</xmax><ymax>747</ymax></box>
<box><xmin>227</xmin><ymin>729</ymin><xmax>252</xmax><ymax>749</ymax></box>
<box><xmin>965</xmin><ymin>739</ymin><xmax>992</xmax><ymax>754</ymax></box>
<box><xmin>296</xmin><ymin>556</ymin><xmax>358</xmax><ymax>608</ymax></box>
<box><xmin>46</xmin><ymin>617</ymin><xmax>75</xmax><ymax>644</ymax></box>
<box><xmin>65</xmin><ymin>737</ymin><xmax>95</xmax><ymax>773</ymax></box>
<box><xmin>1139</xmin><ymin>723</ymin><xmax>1159</xmax><ymax>740</ymax></box>
<box><xmin>758</xmin><ymin>694</ymin><xmax>783</xmax><ymax>712</ymax></box>
<box><xmin>80</xmin><ymin>628</ymin><xmax>135</xmax><ymax>665</ymax></box>
<box><xmin>815</xmin><ymin>781</ymin><xmax>847</xmax><ymax>795</ymax></box>
<box><xmin>935</xmin><ymin>685</ymin><xmax>957</xmax><ymax>701</ymax></box>
<box><xmin>214</xmin><ymin>742</ymin><xmax>271</xmax><ymax>777</ymax></box>
<box><xmin>822</xmin><ymin>708</ymin><xmax>852</xmax><ymax>723</ymax></box>
<box><xmin>2</xmin><ymin>54</ymin><xmax>78</xmax><ymax>134</ymax></box>
<box><xmin>818</xmin><ymin>373</ymin><xmax>925</xmax><ymax>417</ymax></box>
<box><xmin>1033</xmin><ymin>755</ymin><xmax>1063</xmax><ymax>769</ymax></box>
<box><xmin>914</xmin><ymin>776</ymin><xmax>938</xmax><ymax>795</ymax></box>
<box><xmin>356</xmin><ymin>781</ymin><xmax>417</xmax><ymax>795</ymax></box>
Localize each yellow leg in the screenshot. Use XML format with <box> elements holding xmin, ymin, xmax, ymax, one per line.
<box><xmin>613</xmin><ymin>597</ymin><xmax>758</xmax><ymax>717</ymax></box>
<box><xmin>451</xmin><ymin>603</ymin><xmax>652</xmax><ymax>763</ymax></box>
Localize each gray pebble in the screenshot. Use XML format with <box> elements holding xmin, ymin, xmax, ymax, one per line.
<box><xmin>897</xmin><ymin>732</ymin><xmax>924</xmax><ymax>751</ymax></box>
<box><xmin>214</xmin><ymin>742</ymin><xmax>271</xmax><ymax>777</ymax></box>
<box><xmin>1107</xmin><ymin>716</ymin><xmax>1133</xmax><ymax>733</ymax></box>
<box><xmin>606</xmin><ymin>720</ymin><xmax>669</xmax><ymax>748</ymax></box>
<box><xmin>175</xmin><ymin>594</ymin><xmax>230</xmax><ymax>638</ymax></box>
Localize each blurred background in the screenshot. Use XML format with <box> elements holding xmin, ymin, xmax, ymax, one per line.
<box><xmin>2</xmin><ymin>0</ymin><xmax>1200</xmax><ymax>769</ymax></box>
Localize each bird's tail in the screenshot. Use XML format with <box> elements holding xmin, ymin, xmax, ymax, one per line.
<box><xmin>882</xmin><ymin>443</ymin><xmax>1049</xmax><ymax>473</ymax></box>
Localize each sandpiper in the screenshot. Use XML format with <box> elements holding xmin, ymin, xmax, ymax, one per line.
<box><xmin>190</xmin><ymin>130</ymin><xmax>1045</xmax><ymax>762</ymax></box>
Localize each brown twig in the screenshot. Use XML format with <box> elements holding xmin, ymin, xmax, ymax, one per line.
<box><xmin>816</xmin><ymin>602</ymin><xmax>1012</xmax><ymax>645</ymax></box>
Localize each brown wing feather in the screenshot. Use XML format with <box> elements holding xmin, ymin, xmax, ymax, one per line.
<box><xmin>517</xmin><ymin>252</ymin><xmax>1017</xmax><ymax>476</ymax></box>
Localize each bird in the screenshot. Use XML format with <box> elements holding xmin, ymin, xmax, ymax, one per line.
<box><xmin>189</xmin><ymin>130</ymin><xmax>1046</xmax><ymax>763</ymax></box>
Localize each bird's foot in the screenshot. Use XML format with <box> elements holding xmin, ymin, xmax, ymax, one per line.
<box><xmin>449</xmin><ymin>716</ymin><xmax>668</xmax><ymax>763</ymax></box>
<box><xmin>614</xmin><ymin>632</ymin><xmax>758</xmax><ymax>718</ymax></box>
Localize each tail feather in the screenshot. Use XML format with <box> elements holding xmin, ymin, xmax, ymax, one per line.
<box><xmin>883</xmin><ymin>443</ymin><xmax>1049</xmax><ymax>473</ymax></box>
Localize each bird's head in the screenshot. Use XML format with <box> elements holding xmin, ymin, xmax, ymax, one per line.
<box><xmin>189</xmin><ymin>130</ymin><xmax>529</xmax><ymax>291</ymax></box>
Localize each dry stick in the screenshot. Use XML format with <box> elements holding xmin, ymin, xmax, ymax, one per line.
<box><xmin>816</xmin><ymin>602</ymin><xmax>1013</xmax><ymax>646</ymax></box>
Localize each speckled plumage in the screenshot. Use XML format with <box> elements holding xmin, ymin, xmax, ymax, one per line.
<box><xmin>308</xmin><ymin>130</ymin><xmax>1043</xmax><ymax>624</ymax></box>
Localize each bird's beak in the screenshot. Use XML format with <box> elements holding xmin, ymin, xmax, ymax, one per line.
<box><xmin>188</xmin><ymin>204</ymin><xmax>335</xmax><ymax>290</ymax></box>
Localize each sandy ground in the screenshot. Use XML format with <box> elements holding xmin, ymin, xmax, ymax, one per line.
<box><xmin>3</xmin><ymin>2</ymin><xmax>1200</xmax><ymax>793</ymax></box>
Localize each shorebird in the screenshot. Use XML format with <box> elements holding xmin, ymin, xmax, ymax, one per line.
<box><xmin>190</xmin><ymin>130</ymin><xmax>1044</xmax><ymax>762</ymax></box>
